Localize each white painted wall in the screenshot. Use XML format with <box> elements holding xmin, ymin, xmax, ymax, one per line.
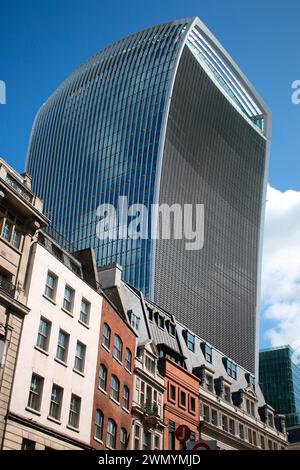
<box><xmin>9</xmin><ymin>242</ymin><xmax>102</xmax><ymax>445</ymax></box>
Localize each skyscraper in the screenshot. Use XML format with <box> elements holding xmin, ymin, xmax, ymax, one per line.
<box><xmin>26</xmin><ymin>17</ymin><xmax>270</xmax><ymax>373</ymax></box>
<box><xmin>259</xmin><ymin>346</ymin><xmax>300</xmax><ymax>428</ymax></box>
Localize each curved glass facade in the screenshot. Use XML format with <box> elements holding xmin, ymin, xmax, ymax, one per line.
<box><xmin>26</xmin><ymin>17</ymin><xmax>270</xmax><ymax>372</ymax></box>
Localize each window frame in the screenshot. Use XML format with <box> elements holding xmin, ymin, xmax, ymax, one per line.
<box><xmin>36</xmin><ymin>317</ymin><xmax>51</xmax><ymax>352</ymax></box>
<box><xmin>110</xmin><ymin>374</ymin><xmax>120</xmax><ymax>403</ymax></box>
<box><xmin>63</xmin><ymin>284</ymin><xmax>75</xmax><ymax>313</ymax></box>
<box><xmin>44</xmin><ymin>271</ymin><xmax>58</xmax><ymax>301</ymax></box>
<box><xmin>112</xmin><ymin>334</ymin><xmax>123</xmax><ymax>362</ymax></box>
<box><xmin>56</xmin><ymin>329</ymin><xmax>69</xmax><ymax>363</ymax></box>
<box><xmin>106</xmin><ymin>419</ymin><xmax>117</xmax><ymax>449</ymax></box>
<box><xmin>102</xmin><ymin>323</ymin><xmax>111</xmax><ymax>350</ymax></box>
<box><xmin>27</xmin><ymin>373</ymin><xmax>44</xmax><ymax>412</ymax></box>
<box><xmin>94</xmin><ymin>409</ymin><xmax>104</xmax><ymax>442</ymax></box>
<box><xmin>68</xmin><ymin>394</ymin><xmax>81</xmax><ymax>429</ymax></box>
<box><xmin>49</xmin><ymin>384</ymin><xmax>63</xmax><ymax>421</ymax></box>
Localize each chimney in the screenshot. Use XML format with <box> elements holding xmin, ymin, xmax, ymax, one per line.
<box><xmin>98</xmin><ymin>263</ymin><xmax>122</xmax><ymax>289</ymax></box>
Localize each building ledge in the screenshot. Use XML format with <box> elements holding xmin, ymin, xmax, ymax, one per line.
<box><xmin>0</xmin><ymin>289</ymin><xmax>30</xmax><ymax>316</ymax></box>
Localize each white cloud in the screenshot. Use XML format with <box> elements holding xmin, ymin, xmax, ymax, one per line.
<box><xmin>261</xmin><ymin>185</ymin><xmax>300</xmax><ymax>350</ymax></box>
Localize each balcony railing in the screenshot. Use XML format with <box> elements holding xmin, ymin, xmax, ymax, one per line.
<box><xmin>0</xmin><ymin>277</ymin><xmax>16</xmax><ymax>297</ymax></box>
<box><xmin>141</xmin><ymin>403</ymin><xmax>160</xmax><ymax>418</ymax></box>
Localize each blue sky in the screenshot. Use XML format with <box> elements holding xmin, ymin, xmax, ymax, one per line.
<box><xmin>0</xmin><ymin>1</ymin><xmax>299</xmax><ymax>350</ymax></box>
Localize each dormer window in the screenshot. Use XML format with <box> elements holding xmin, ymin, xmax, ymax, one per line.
<box><xmin>245</xmin><ymin>373</ymin><xmax>255</xmax><ymax>387</ymax></box>
<box><xmin>223</xmin><ymin>358</ymin><xmax>237</xmax><ymax>380</ymax></box>
<box><xmin>169</xmin><ymin>322</ymin><xmax>176</xmax><ymax>337</ymax></box>
<box><xmin>128</xmin><ymin>310</ymin><xmax>140</xmax><ymax>331</ymax></box>
<box><xmin>158</xmin><ymin>315</ymin><xmax>164</xmax><ymax>329</ymax></box>
<box><xmin>187</xmin><ymin>332</ymin><xmax>195</xmax><ymax>352</ymax></box>
<box><xmin>201</xmin><ymin>342</ymin><xmax>213</xmax><ymax>363</ymax></box>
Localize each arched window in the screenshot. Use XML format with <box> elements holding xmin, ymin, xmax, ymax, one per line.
<box><xmin>125</xmin><ymin>348</ymin><xmax>132</xmax><ymax>371</ymax></box>
<box><xmin>123</xmin><ymin>385</ymin><xmax>130</xmax><ymax>410</ymax></box>
<box><xmin>102</xmin><ymin>323</ymin><xmax>111</xmax><ymax>349</ymax></box>
<box><xmin>110</xmin><ymin>375</ymin><xmax>120</xmax><ymax>402</ymax></box>
<box><xmin>98</xmin><ymin>364</ymin><xmax>107</xmax><ymax>391</ymax></box>
<box><xmin>106</xmin><ymin>419</ymin><xmax>117</xmax><ymax>449</ymax></box>
<box><xmin>113</xmin><ymin>334</ymin><xmax>123</xmax><ymax>361</ymax></box>
<box><xmin>120</xmin><ymin>428</ymin><xmax>127</xmax><ymax>450</ymax></box>
<box><xmin>94</xmin><ymin>409</ymin><xmax>104</xmax><ymax>441</ymax></box>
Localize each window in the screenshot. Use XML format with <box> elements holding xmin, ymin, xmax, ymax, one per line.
<box><xmin>224</xmin><ymin>385</ymin><xmax>231</xmax><ymax>403</ymax></box>
<box><xmin>268</xmin><ymin>412</ymin><xmax>274</xmax><ymax>427</ymax></box>
<box><xmin>140</xmin><ymin>381</ymin><xmax>145</xmax><ymax>406</ymax></box>
<box><xmin>68</xmin><ymin>394</ymin><xmax>81</xmax><ymax>429</ymax></box>
<box><xmin>204</xmin><ymin>344</ymin><xmax>213</xmax><ymax>363</ymax></box>
<box><xmin>157</xmin><ymin>315</ymin><xmax>164</xmax><ymax>329</ymax></box>
<box><xmin>250</xmin><ymin>401</ymin><xmax>255</xmax><ymax>417</ymax></box>
<box><xmin>102</xmin><ymin>323</ymin><xmax>111</xmax><ymax>349</ymax></box>
<box><xmin>169</xmin><ymin>384</ymin><xmax>176</xmax><ymax>402</ymax></box>
<box><xmin>27</xmin><ymin>374</ymin><xmax>44</xmax><ymax>411</ymax></box>
<box><xmin>222</xmin><ymin>415</ymin><xmax>228</xmax><ymax>432</ymax></box>
<box><xmin>125</xmin><ymin>348</ymin><xmax>132</xmax><ymax>372</ymax></box>
<box><xmin>253</xmin><ymin>431</ymin><xmax>257</xmax><ymax>446</ymax></box>
<box><xmin>143</xmin><ymin>430</ymin><xmax>152</xmax><ymax>450</ymax></box>
<box><xmin>134</xmin><ymin>424</ymin><xmax>141</xmax><ymax>450</ymax></box>
<box><xmin>260</xmin><ymin>435</ymin><xmax>265</xmax><ymax>449</ymax></box>
<box><xmin>154</xmin><ymin>434</ymin><xmax>161</xmax><ymax>450</ymax></box>
<box><xmin>106</xmin><ymin>419</ymin><xmax>117</xmax><ymax>449</ymax></box>
<box><xmin>169</xmin><ymin>323</ymin><xmax>176</xmax><ymax>337</ymax></box>
<box><xmin>80</xmin><ymin>298</ymin><xmax>90</xmax><ymax>325</ymax></box>
<box><xmin>63</xmin><ymin>285</ymin><xmax>74</xmax><ymax>313</ymax></box>
<box><xmin>123</xmin><ymin>386</ymin><xmax>129</xmax><ymax>410</ymax></box>
<box><xmin>168</xmin><ymin>421</ymin><xmax>175</xmax><ymax>450</ymax></box>
<box><xmin>153</xmin><ymin>390</ymin><xmax>162</xmax><ymax>416</ymax></box>
<box><xmin>99</xmin><ymin>364</ymin><xmax>107</xmax><ymax>391</ymax></box>
<box><xmin>145</xmin><ymin>355</ymin><xmax>155</xmax><ymax>374</ymax></box>
<box><xmin>12</xmin><ymin>228</ymin><xmax>22</xmax><ymax>249</ymax></box>
<box><xmin>268</xmin><ymin>439</ymin><xmax>273</xmax><ymax>450</ymax></box>
<box><xmin>189</xmin><ymin>396</ymin><xmax>196</xmax><ymax>414</ymax></box>
<box><xmin>229</xmin><ymin>419</ymin><xmax>235</xmax><ymax>435</ymax></box>
<box><xmin>248</xmin><ymin>428</ymin><xmax>253</xmax><ymax>444</ymax></box>
<box><xmin>204</xmin><ymin>373</ymin><xmax>214</xmax><ymax>393</ymax></box>
<box><xmin>179</xmin><ymin>390</ymin><xmax>186</xmax><ymax>408</ymax></box>
<box><xmin>211</xmin><ymin>409</ymin><xmax>218</xmax><ymax>426</ymax></box>
<box><xmin>74</xmin><ymin>341</ymin><xmax>86</xmax><ymax>373</ymax></box>
<box><xmin>22</xmin><ymin>438</ymin><xmax>35</xmax><ymax>450</ymax></box>
<box><xmin>226</xmin><ymin>359</ymin><xmax>237</xmax><ymax>379</ymax></box>
<box><xmin>239</xmin><ymin>424</ymin><xmax>244</xmax><ymax>440</ymax></box>
<box><xmin>187</xmin><ymin>331</ymin><xmax>195</xmax><ymax>351</ymax></box>
<box><xmin>2</xmin><ymin>220</ymin><xmax>12</xmax><ymax>241</ymax></box>
<box><xmin>129</xmin><ymin>310</ymin><xmax>140</xmax><ymax>330</ymax></box>
<box><xmin>120</xmin><ymin>428</ymin><xmax>127</xmax><ymax>450</ymax></box>
<box><xmin>201</xmin><ymin>403</ymin><xmax>210</xmax><ymax>421</ymax></box>
<box><xmin>94</xmin><ymin>410</ymin><xmax>104</xmax><ymax>442</ymax></box>
<box><xmin>44</xmin><ymin>271</ymin><xmax>57</xmax><ymax>300</ymax></box>
<box><xmin>36</xmin><ymin>317</ymin><xmax>51</xmax><ymax>351</ymax></box>
<box><xmin>110</xmin><ymin>375</ymin><xmax>120</xmax><ymax>402</ymax></box>
<box><xmin>113</xmin><ymin>334</ymin><xmax>123</xmax><ymax>362</ymax></box>
<box><xmin>49</xmin><ymin>384</ymin><xmax>63</xmax><ymax>421</ymax></box>
<box><xmin>56</xmin><ymin>330</ymin><xmax>69</xmax><ymax>363</ymax></box>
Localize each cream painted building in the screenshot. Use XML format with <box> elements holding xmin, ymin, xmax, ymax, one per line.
<box><xmin>2</xmin><ymin>231</ymin><xmax>103</xmax><ymax>450</ymax></box>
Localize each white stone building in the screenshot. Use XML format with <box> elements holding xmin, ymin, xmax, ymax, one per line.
<box><xmin>2</xmin><ymin>232</ymin><xmax>103</xmax><ymax>450</ymax></box>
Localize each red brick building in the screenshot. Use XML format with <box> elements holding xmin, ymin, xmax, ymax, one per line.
<box><xmin>90</xmin><ymin>296</ymin><xmax>136</xmax><ymax>450</ymax></box>
<box><xmin>162</xmin><ymin>357</ymin><xmax>200</xmax><ymax>450</ymax></box>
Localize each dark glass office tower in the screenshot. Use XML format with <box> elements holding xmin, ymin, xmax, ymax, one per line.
<box><xmin>259</xmin><ymin>346</ymin><xmax>300</xmax><ymax>427</ymax></box>
<box><xmin>26</xmin><ymin>17</ymin><xmax>270</xmax><ymax>373</ymax></box>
